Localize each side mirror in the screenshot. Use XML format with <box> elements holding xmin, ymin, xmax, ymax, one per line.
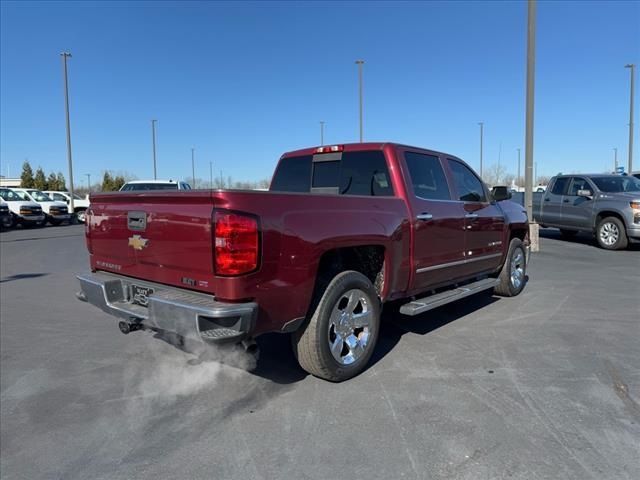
<box><xmin>491</xmin><ymin>186</ymin><xmax>512</xmax><ymax>202</ymax></box>
<box><xmin>577</xmin><ymin>189</ymin><xmax>593</xmax><ymax>198</ymax></box>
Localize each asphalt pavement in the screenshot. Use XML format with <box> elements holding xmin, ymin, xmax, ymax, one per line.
<box><xmin>1</xmin><ymin>225</ymin><xmax>639</xmax><ymax>480</ymax></box>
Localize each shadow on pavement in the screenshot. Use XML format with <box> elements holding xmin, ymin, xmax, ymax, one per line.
<box><xmin>151</xmin><ymin>291</ymin><xmax>503</xmax><ymax>385</ymax></box>
<box><xmin>540</xmin><ymin>228</ymin><xmax>640</xmax><ymax>250</ymax></box>
<box><xmin>0</xmin><ymin>272</ymin><xmax>49</xmax><ymax>283</ymax></box>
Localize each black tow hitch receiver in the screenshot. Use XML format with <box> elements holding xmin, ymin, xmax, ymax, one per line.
<box><xmin>118</xmin><ymin>318</ymin><xmax>144</xmax><ymax>335</ymax></box>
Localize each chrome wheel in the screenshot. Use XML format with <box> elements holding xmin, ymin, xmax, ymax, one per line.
<box><xmin>599</xmin><ymin>222</ymin><xmax>619</xmax><ymax>246</ymax></box>
<box><xmin>510</xmin><ymin>248</ymin><xmax>525</xmax><ymax>290</ymax></box>
<box><xmin>327</xmin><ymin>289</ymin><xmax>372</xmax><ymax>366</ymax></box>
<box><xmin>77</xmin><ymin>210</ymin><xmax>86</xmax><ymax>223</ymax></box>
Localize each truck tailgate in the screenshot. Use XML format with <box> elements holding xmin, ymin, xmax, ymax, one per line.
<box><xmin>87</xmin><ymin>191</ymin><xmax>216</xmax><ymax>294</ymax></box>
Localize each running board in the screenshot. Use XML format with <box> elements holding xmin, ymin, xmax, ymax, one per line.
<box><xmin>400</xmin><ymin>278</ymin><xmax>499</xmax><ymax>316</ymax></box>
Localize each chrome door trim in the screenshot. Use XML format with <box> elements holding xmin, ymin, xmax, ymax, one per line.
<box><xmin>416</xmin><ymin>252</ymin><xmax>502</xmax><ymax>274</ymax></box>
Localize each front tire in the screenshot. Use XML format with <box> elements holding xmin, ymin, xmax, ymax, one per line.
<box><xmin>494</xmin><ymin>238</ymin><xmax>527</xmax><ymax>297</ymax></box>
<box><xmin>76</xmin><ymin>209</ymin><xmax>87</xmax><ymax>223</ymax></box>
<box><xmin>291</xmin><ymin>271</ymin><xmax>380</xmax><ymax>382</ymax></box>
<box><xmin>596</xmin><ymin>217</ymin><xmax>627</xmax><ymax>250</ymax></box>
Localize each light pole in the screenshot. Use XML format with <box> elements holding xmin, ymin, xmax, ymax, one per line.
<box><xmin>613</xmin><ymin>147</ymin><xmax>618</xmax><ymax>172</ymax></box>
<box><xmin>625</xmin><ymin>64</ymin><xmax>635</xmax><ymax>173</ymax></box>
<box><xmin>478</xmin><ymin>122</ymin><xmax>484</xmax><ymax>179</ymax></box>
<box><xmin>85</xmin><ymin>173</ymin><xmax>91</xmax><ymax>192</ymax></box>
<box><xmin>355</xmin><ymin>60</ymin><xmax>364</xmax><ymax>142</ymax></box>
<box><xmin>191</xmin><ymin>147</ymin><xmax>195</xmax><ymax>188</ymax></box>
<box><xmin>60</xmin><ymin>52</ymin><xmax>75</xmax><ymax>213</ymax></box>
<box><xmin>524</xmin><ymin>0</ymin><xmax>537</xmax><ymax>226</ymax></box>
<box><xmin>517</xmin><ymin>148</ymin><xmax>521</xmax><ymax>187</ymax></box>
<box><xmin>151</xmin><ymin>119</ymin><xmax>158</xmax><ymax>179</ymax></box>
<box><xmin>320</xmin><ymin>121</ymin><xmax>325</xmax><ymax>146</ymax></box>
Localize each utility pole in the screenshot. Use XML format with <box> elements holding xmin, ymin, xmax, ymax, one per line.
<box><xmin>85</xmin><ymin>173</ymin><xmax>91</xmax><ymax>192</ymax></box>
<box><xmin>524</xmin><ymin>0</ymin><xmax>538</xmax><ymax>250</ymax></box>
<box><xmin>517</xmin><ymin>148</ymin><xmax>521</xmax><ymax>187</ymax></box>
<box><xmin>151</xmin><ymin>119</ymin><xmax>158</xmax><ymax>179</ymax></box>
<box><xmin>498</xmin><ymin>141</ymin><xmax>502</xmax><ymax>183</ymax></box>
<box><xmin>60</xmin><ymin>52</ymin><xmax>75</xmax><ymax>213</ymax></box>
<box><xmin>355</xmin><ymin>60</ymin><xmax>364</xmax><ymax>142</ymax></box>
<box><xmin>613</xmin><ymin>147</ymin><xmax>618</xmax><ymax>172</ymax></box>
<box><xmin>320</xmin><ymin>121</ymin><xmax>325</xmax><ymax>146</ymax></box>
<box><xmin>478</xmin><ymin>122</ymin><xmax>484</xmax><ymax>179</ymax></box>
<box><xmin>625</xmin><ymin>64</ymin><xmax>635</xmax><ymax>173</ymax></box>
<box><xmin>191</xmin><ymin>147</ymin><xmax>195</xmax><ymax>188</ymax></box>
<box><xmin>209</xmin><ymin>161</ymin><xmax>213</xmax><ymax>189</ymax></box>
<box><xmin>535</xmin><ymin>162</ymin><xmax>538</xmax><ymax>185</ymax></box>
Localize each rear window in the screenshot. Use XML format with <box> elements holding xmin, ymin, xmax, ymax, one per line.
<box><xmin>270</xmin><ymin>151</ymin><xmax>393</xmax><ymax>196</ymax></box>
<box><xmin>120</xmin><ymin>183</ymin><xmax>179</xmax><ymax>191</ymax></box>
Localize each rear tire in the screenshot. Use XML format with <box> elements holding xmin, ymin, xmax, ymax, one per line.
<box><xmin>291</xmin><ymin>271</ymin><xmax>380</xmax><ymax>382</ymax></box>
<box><xmin>596</xmin><ymin>217</ymin><xmax>627</xmax><ymax>250</ymax></box>
<box><xmin>494</xmin><ymin>238</ymin><xmax>527</xmax><ymax>297</ymax></box>
<box><xmin>76</xmin><ymin>209</ymin><xmax>87</xmax><ymax>223</ymax></box>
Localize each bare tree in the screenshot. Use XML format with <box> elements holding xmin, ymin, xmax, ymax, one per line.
<box><xmin>483</xmin><ymin>163</ymin><xmax>508</xmax><ymax>186</ymax></box>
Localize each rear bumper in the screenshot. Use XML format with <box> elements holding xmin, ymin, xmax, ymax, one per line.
<box><xmin>76</xmin><ymin>272</ymin><xmax>257</xmax><ymax>343</ymax></box>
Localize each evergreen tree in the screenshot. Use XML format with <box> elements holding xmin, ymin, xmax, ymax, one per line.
<box><xmin>101</xmin><ymin>172</ymin><xmax>114</xmax><ymax>191</ymax></box>
<box><xmin>47</xmin><ymin>173</ymin><xmax>58</xmax><ymax>190</ymax></box>
<box><xmin>113</xmin><ymin>175</ymin><xmax>126</xmax><ymax>191</ymax></box>
<box><xmin>20</xmin><ymin>161</ymin><xmax>35</xmax><ymax>188</ymax></box>
<box><xmin>34</xmin><ymin>167</ymin><xmax>48</xmax><ymax>190</ymax></box>
<box><xmin>56</xmin><ymin>172</ymin><xmax>66</xmax><ymax>191</ymax></box>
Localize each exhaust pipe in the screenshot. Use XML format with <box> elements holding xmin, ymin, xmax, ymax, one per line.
<box><xmin>118</xmin><ymin>319</ymin><xmax>144</xmax><ymax>335</ymax></box>
<box><xmin>241</xmin><ymin>338</ymin><xmax>259</xmax><ymax>356</ymax></box>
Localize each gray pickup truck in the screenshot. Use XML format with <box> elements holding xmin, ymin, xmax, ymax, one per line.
<box><xmin>537</xmin><ymin>174</ymin><xmax>640</xmax><ymax>250</ymax></box>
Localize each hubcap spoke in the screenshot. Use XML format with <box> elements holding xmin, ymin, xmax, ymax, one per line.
<box><xmin>351</xmin><ymin>310</ymin><xmax>371</xmax><ymax>329</ymax></box>
<box><xmin>330</xmin><ymin>334</ymin><xmax>344</xmax><ymax>359</ymax></box>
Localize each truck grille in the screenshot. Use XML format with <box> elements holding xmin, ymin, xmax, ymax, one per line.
<box><xmin>50</xmin><ymin>206</ymin><xmax>68</xmax><ymax>215</ymax></box>
<box><xmin>20</xmin><ymin>207</ymin><xmax>42</xmax><ymax>215</ymax></box>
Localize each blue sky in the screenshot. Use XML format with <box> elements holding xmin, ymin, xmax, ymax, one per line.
<box><xmin>1</xmin><ymin>0</ymin><xmax>639</xmax><ymax>187</ymax></box>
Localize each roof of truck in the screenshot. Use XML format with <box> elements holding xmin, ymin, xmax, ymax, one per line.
<box><xmin>281</xmin><ymin>142</ymin><xmax>454</xmax><ymax>159</ymax></box>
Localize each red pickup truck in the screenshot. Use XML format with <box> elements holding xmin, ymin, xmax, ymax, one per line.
<box><xmin>77</xmin><ymin>142</ymin><xmax>530</xmax><ymax>381</ymax></box>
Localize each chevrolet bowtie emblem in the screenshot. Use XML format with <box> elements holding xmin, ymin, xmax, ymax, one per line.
<box><xmin>128</xmin><ymin>235</ymin><xmax>149</xmax><ymax>250</ymax></box>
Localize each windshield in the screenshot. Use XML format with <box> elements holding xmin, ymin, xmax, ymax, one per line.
<box><xmin>9</xmin><ymin>190</ymin><xmax>31</xmax><ymax>201</ymax></box>
<box><xmin>27</xmin><ymin>190</ymin><xmax>53</xmax><ymax>202</ymax></box>
<box><xmin>120</xmin><ymin>183</ymin><xmax>179</xmax><ymax>191</ymax></box>
<box><xmin>0</xmin><ymin>189</ymin><xmax>20</xmax><ymax>201</ymax></box>
<box><xmin>591</xmin><ymin>176</ymin><xmax>640</xmax><ymax>193</ymax></box>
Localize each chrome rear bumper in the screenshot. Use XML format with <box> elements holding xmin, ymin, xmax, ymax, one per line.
<box><xmin>77</xmin><ymin>272</ymin><xmax>257</xmax><ymax>343</ymax></box>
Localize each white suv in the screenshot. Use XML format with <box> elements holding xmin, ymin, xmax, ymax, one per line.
<box><xmin>44</xmin><ymin>191</ymin><xmax>90</xmax><ymax>223</ymax></box>
<box><xmin>12</xmin><ymin>188</ymin><xmax>71</xmax><ymax>226</ymax></box>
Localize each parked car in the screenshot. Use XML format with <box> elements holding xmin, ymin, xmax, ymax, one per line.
<box><xmin>11</xmin><ymin>188</ymin><xmax>71</xmax><ymax>226</ymax></box>
<box><xmin>632</xmin><ymin>171</ymin><xmax>640</xmax><ymax>180</ymax></box>
<box><xmin>0</xmin><ymin>188</ymin><xmax>45</xmax><ymax>227</ymax></box>
<box><xmin>77</xmin><ymin>142</ymin><xmax>530</xmax><ymax>381</ymax></box>
<box><xmin>119</xmin><ymin>180</ymin><xmax>192</xmax><ymax>191</ymax></box>
<box><xmin>44</xmin><ymin>190</ymin><xmax>90</xmax><ymax>223</ymax></box>
<box><xmin>536</xmin><ymin>174</ymin><xmax>640</xmax><ymax>249</ymax></box>
<box><xmin>0</xmin><ymin>202</ymin><xmax>12</xmax><ymax>229</ymax></box>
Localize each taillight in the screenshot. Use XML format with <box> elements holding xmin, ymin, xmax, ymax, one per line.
<box><xmin>214</xmin><ymin>211</ymin><xmax>259</xmax><ymax>276</ymax></box>
<box><xmin>85</xmin><ymin>208</ymin><xmax>93</xmax><ymax>254</ymax></box>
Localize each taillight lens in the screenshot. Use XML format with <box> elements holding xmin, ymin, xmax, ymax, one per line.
<box><xmin>214</xmin><ymin>211</ymin><xmax>259</xmax><ymax>276</ymax></box>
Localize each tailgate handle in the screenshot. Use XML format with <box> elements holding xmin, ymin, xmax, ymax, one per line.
<box><xmin>127</xmin><ymin>211</ymin><xmax>147</xmax><ymax>231</ymax></box>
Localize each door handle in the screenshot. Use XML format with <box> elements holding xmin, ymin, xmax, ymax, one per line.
<box><xmin>416</xmin><ymin>213</ymin><xmax>433</xmax><ymax>221</ymax></box>
<box><xmin>544</xmin><ymin>198</ymin><xmax>550</xmax><ymax>202</ymax></box>
<box><xmin>465</xmin><ymin>213</ymin><xmax>479</xmax><ymax>219</ymax></box>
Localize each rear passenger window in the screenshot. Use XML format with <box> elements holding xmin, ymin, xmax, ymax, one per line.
<box><xmin>448</xmin><ymin>159</ymin><xmax>487</xmax><ymax>202</ymax></box>
<box><xmin>404</xmin><ymin>152</ymin><xmax>451</xmax><ymax>200</ymax></box>
<box><xmin>551</xmin><ymin>177</ymin><xmax>569</xmax><ymax>195</ymax></box>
